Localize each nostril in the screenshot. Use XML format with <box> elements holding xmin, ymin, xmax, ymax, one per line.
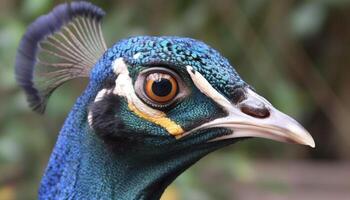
<box><xmin>240</xmin><ymin>102</ymin><xmax>270</xmax><ymax>118</ymax></box>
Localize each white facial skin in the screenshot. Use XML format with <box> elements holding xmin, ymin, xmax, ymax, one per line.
<box><xmin>185</xmin><ymin>66</ymin><xmax>315</xmax><ymax>148</ymax></box>
<box><xmin>89</xmin><ymin>59</ymin><xmax>315</xmax><ymax>148</ymax></box>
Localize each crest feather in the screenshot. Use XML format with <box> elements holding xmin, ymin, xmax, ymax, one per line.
<box><xmin>15</xmin><ymin>1</ymin><xmax>107</xmax><ymax>113</ymax></box>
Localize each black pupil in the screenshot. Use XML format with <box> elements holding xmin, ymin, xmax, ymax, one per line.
<box><xmin>152</xmin><ymin>78</ymin><xmax>173</xmax><ymax>97</ymax></box>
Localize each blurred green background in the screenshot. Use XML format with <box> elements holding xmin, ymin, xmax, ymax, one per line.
<box><xmin>1</xmin><ymin>0</ymin><xmax>350</xmax><ymax>199</ymax></box>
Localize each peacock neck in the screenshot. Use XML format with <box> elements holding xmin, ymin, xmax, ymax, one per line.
<box><xmin>38</xmin><ymin>84</ymin><xmax>213</xmax><ymax>200</ymax></box>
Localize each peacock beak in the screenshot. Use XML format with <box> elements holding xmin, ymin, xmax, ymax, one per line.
<box><xmin>207</xmin><ymin>88</ymin><xmax>315</xmax><ymax>147</ymax></box>
<box><xmin>209</xmin><ymin>88</ymin><xmax>315</xmax><ymax>147</ymax></box>
<box><xmin>184</xmin><ymin>66</ymin><xmax>315</xmax><ymax>147</ymax></box>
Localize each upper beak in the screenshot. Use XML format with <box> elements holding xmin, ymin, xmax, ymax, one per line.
<box><xmin>187</xmin><ymin>88</ymin><xmax>315</xmax><ymax>148</ymax></box>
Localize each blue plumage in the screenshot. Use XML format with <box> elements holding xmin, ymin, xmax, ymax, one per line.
<box><xmin>109</xmin><ymin>36</ymin><xmax>247</xmax><ymax>98</ymax></box>
<box><xmin>16</xmin><ymin>2</ymin><xmax>314</xmax><ymax>200</ymax></box>
<box><xmin>15</xmin><ymin>2</ymin><xmax>105</xmax><ymax>113</ymax></box>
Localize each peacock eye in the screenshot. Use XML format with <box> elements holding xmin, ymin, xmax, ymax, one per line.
<box><xmin>144</xmin><ymin>73</ymin><xmax>178</xmax><ymax>103</ymax></box>
<box><xmin>135</xmin><ymin>67</ymin><xmax>188</xmax><ymax>109</ymax></box>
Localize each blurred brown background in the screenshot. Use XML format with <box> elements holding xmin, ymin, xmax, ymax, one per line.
<box><xmin>0</xmin><ymin>0</ymin><xmax>349</xmax><ymax>199</ymax></box>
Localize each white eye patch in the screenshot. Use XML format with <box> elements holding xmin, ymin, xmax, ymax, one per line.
<box><xmin>112</xmin><ymin>58</ymin><xmax>165</xmax><ymax>117</ymax></box>
<box><xmin>186</xmin><ymin>66</ymin><xmax>231</xmax><ymax>113</ymax></box>
<box><xmin>88</xmin><ymin>58</ymin><xmax>184</xmax><ymax>137</ymax></box>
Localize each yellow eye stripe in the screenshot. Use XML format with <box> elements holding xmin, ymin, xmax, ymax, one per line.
<box><xmin>128</xmin><ymin>103</ymin><xmax>184</xmax><ymax>137</ymax></box>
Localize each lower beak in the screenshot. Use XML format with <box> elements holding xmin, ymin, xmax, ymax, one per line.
<box><xmin>188</xmin><ymin>88</ymin><xmax>315</xmax><ymax>148</ymax></box>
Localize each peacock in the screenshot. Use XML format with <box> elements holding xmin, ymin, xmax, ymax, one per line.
<box><xmin>15</xmin><ymin>2</ymin><xmax>315</xmax><ymax>200</ymax></box>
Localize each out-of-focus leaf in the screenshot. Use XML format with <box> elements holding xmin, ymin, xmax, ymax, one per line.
<box><xmin>290</xmin><ymin>2</ymin><xmax>327</xmax><ymax>38</ymax></box>
<box><xmin>270</xmin><ymin>78</ymin><xmax>303</xmax><ymax>117</ymax></box>
<box><xmin>0</xmin><ymin>134</ymin><xmax>21</xmax><ymax>163</ymax></box>
<box><xmin>0</xmin><ymin>186</ymin><xmax>15</xmax><ymax>200</ymax></box>
<box><xmin>22</xmin><ymin>0</ymin><xmax>52</xmax><ymax>18</ymax></box>
<box><xmin>0</xmin><ymin>20</ymin><xmax>24</xmax><ymax>88</ymax></box>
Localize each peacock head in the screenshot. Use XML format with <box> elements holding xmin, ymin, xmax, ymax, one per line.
<box><xmin>85</xmin><ymin>36</ymin><xmax>315</xmax><ymax>155</ymax></box>
<box><xmin>16</xmin><ymin>1</ymin><xmax>314</xmax><ymax>170</ymax></box>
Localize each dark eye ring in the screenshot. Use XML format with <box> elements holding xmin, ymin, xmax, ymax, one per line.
<box><xmin>135</xmin><ymin>67</ymin><xmax>188</xmax><ymax>109</ymax></box>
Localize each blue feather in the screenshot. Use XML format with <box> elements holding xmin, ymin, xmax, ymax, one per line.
<box><xmin>15</xmin><ymin>1</ymin><xmax>105</xmax><ymax>113</ymax></box>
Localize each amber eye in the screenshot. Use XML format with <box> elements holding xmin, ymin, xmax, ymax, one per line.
<box><xmin>144</xmin><ymin>73</ymin><xmax>178</xmax><ymax>103</ymax></box>
<box><xmin>135</xmin><ymin>67</ymin><xmax>188</xmax><ymax>109</ymax></box>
